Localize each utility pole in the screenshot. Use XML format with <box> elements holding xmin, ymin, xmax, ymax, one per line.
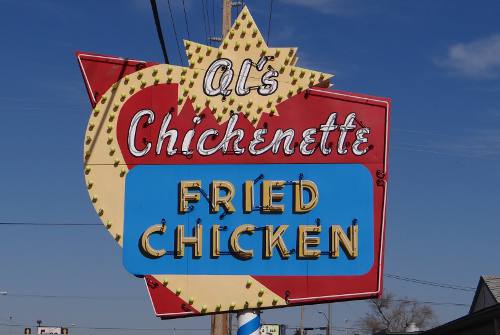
<box><xmin>210</xmin><ymin>2</ymin><xmax>240</xmax><ymax>335</ymax></box>
<box><xmin>211</xmin><ymin>313</ymin><xmax>229</xmax><ymax>335</ymax></box>
<box><xmin>222</xmin><ymin>0</ymin><xmax>232</xmax><ymax>36</ymax></box>
<box><xmin>210</xmin><ymin>0</ymin><xmax>242</xmax><ymax>43</ymax></box>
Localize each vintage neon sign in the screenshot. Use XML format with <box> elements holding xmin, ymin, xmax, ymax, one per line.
<box><xmin>77</xmin><ymin>6</ymin><xmax>390</xmax><ymax>318</ymax></box>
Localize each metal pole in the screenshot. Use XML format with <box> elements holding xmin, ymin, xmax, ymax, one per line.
<box><xmin>300</xmin><ymin>306</ymin><xmax>304</xmax><ymax>335</ymax></box>
<box><xmin>237</xmin><ymin>310</ymin><xmax>260</xmax><ymax>335</ymax></box>
<box><xmin>327</xmin><ymin>304</ymin><xmax>332</xmax><ymax>335</ymax></box>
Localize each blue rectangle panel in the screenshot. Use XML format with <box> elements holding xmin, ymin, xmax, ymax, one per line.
<box><xmin>123</xmin><ymin>164</ymin><xmax>374</xmax><ymax>276</ymax></box>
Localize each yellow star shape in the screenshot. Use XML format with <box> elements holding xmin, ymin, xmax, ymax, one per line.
<box><xmin>176</xmin><ymin>6</ymin><xmax>333</xmax><ymax>125</ymax></box>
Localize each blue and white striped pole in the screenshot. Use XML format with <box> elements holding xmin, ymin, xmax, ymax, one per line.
<box><xmin>237</xmin><ymin>310</ymin><xmax>260</xmax><ymax>335</ymax></box>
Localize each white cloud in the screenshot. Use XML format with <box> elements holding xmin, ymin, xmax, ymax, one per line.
<box><xmin>279</xmin><ymin>0</ymin><xmax>354</xmax><ymax>15</ymax></box>
<box><xmin>437</xmin><ymin>34</ymin><xmax>500</xmax><ymax>79</ymax></box>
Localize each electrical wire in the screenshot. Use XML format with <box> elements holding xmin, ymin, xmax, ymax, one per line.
<box><xmin>0</xmin><ymin>222</ymin><xmax>100</xmax><ymax>226</ymax></box>
<box><xmin>211</xmin><ymin>0</ymin><xmax>216</xmax><ymax>39</ymax></box>
<box><xmin>1</xmin><ymin>290</ymin><xmax>470</xmax><ymax>307</ymax></box>
<box><xmin>0</xmin><ymin>323</ymin><xmax>209</xmax><ymax>332</ymax></box>
<box><xmin>200</xmin><ymin>0</ymin><xmax>210</xmax><ymax>43</ymax></box>
<box><xmin>267</xmin><ymin>0</ymin><xmax>274</xmax><ymax>44</ymax></box>
<box><xmin>149</xmin><ymin>0</ymin><xmax>169</xmax><ymax>64</ymax></box>
<box><xmin>0</xmin><ymin>227</ymin><xmax>481</xmax><ymax>292</ymax></box>
<box><xmin>286</xmin><ymin>325</ymin><xmax>372</xmax><ymax>332</ymax></box>
<box><xmin>391</xmin><ymin>144</ymin><xmax>495</xmax><ymax>159</ymax></box>
<box><xmin>166</xmin><ymin>0</ymin><xmax>184</xmax><ymax>65</ymax></box>
<box><xmin>385</xmin><ymin>273</ymin><xmax>476</xmax><ymax>291</ymax></box>
<box><xmin>2</xmin><ymin>293</ymin><xmax>143</xmax><ymax>301</ymax></box>
<box><xmin>392</xmin><ymin>128</ymin><xmax>460</xmax><ymax>139</ymax></box>
<box><xmin>0</xmin><ymin>226</ymin><xmax>483</xmax><ymax>295</ymax></box>
<box><xmin>392</xmin><ymin>299</ymin><xmax>469</xmax><ymax>307</ymax></box>
<box><xmin>203</xmin><ymin>0</ymin><xmax>213</xmax><ymax>40</ymax></box>
<box><xmin>182</xmin><ymin>0</ymin><xmax>190</xmax><ymax>39</ymax></box>
<box><xmin>232</xmin><ymin>3</ymin><xmax>237</xmax><ymax>25</ymax></box>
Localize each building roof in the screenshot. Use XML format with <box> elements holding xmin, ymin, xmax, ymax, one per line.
<box><xmin>469</xmin><ymin>275</ymin><xmax>500</xmax><ymax>314</ymax></box>
<box><xmin>482</xmin><ymin>276</ymin><xmax>500</xmax><ymax>301</ymax></box>
<box><xmin>425</xmin><ymin>302</ymin><xmax>500</xmax><ymax>335</ymax></box>
<box><xmin>374</xmin><ymin>332</ymin><xmax>422</xmax><ymax>335</ymax></box>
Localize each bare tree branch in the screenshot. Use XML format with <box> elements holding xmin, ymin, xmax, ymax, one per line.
<box><xmin>357</xmin><ymin>291</ymin><xmax>437</xmax><ymax>333</ymax></box>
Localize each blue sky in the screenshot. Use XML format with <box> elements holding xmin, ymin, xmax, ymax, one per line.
<box><xmin>0</xmin><ymin>0</ymin><xmax>499</xmax><ymax>334</ymax></box>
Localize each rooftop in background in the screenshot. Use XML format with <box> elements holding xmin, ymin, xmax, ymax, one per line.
<box><xmin>426</xmin><ymin>275</ymin><xmax>500</xmax><ymax>335</ymax></box>
<box><xmin>469</xmin><ymin>276</ymin><xmax>500</xmax><ymax>314</ymax></box>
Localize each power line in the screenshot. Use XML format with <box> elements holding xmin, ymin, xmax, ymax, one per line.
<box><xmin>166</xmin><ymin>0</ymin><xmax>184</xmax><ymax>65</ymax></box>
<box><xmin>149</xmin><ymin>0</ymin><xmax>170</xmax><ymax>64</ymax></box>
<box><xmin>0</xmin><ymin>225</ymin><xmax>484</xmax><ymax>293</ymax></box>
<box><xmin>232</xmin><ymin>2</ymin><xmax>238</xmax><ymax>24</ymax></box>
<box><xmin>391</xmin><ymin>144</ymin><xmax>496</xmax><ymax>159</ymax></box>
<box><xmin>182</xmin><ymin>0</ymin><xmax>190</xmax><ymax>39</ymax></box>
<box><xmin>0</xmin><ymin>323</ymin><xmax>209</xmax><ymax>332</ymax></box>
<box><xmin>200</xmin><ymin>0</ymin><xmax>210</xmax><ymax>43</ymax></box>
<box><xmin>1</xmin><ymin>290</ymin><xmax>470</xmax><ymax>307</ymax></box>
<box><xmin>267</xmin><ymin>0</ymin><xmax>274</xmax><ymax>44</ymax></box>
<box><xmin>0</xmin><ymin>222</ymin><xmax>100</xmax><ymax>227</ymax></box>
<box><xmin>287</xmin><ymin>325</ymin><xmax>371</xmax><ymax>332</ymax></box>
<box><xmin>2</xmin><ymin>293</ymin><xmax>143</xmax><ymax>301</ymax></box>
<box><xmin>392</xmin><ymin>127</ymin><xmax>460</xmax><ymax>139</ymax></box>
<box><xmin>385</xmin><ymin>273</ymin><xmax>476</xmax><ymax>292</ymax></box>
<box><xmin>392</xmin><ymin>298</ymin><xmax>469</xmax><ymax>307</ymax></box>
<box><xmin>203</xmin><ymin>0</ymin><xmax>213</xmax><ymax>40</ymax></box>
<box><xmin>211</xmin><ymin>0</ymin><xmax>216</xmax><ymax>39</ymax></box>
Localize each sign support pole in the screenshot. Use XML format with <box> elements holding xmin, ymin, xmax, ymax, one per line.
<box><xmin>327</xmin><ymin>303</ymin><xmax>332</xmax><ymax>335</ymax></box>
<box><xmin>211</xmin><ymin>1</ymin><xmax>233</xmax><ymax>335</ymax></box>
<box><xmin>300</xmin><ymin>306</ymin><xmax>304</xmax><ymax>335</ymax></box>
<box><xmin>237</xmin><ymin>310</ymin><xmax>261</xmax><ymax>335</ymax></box>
